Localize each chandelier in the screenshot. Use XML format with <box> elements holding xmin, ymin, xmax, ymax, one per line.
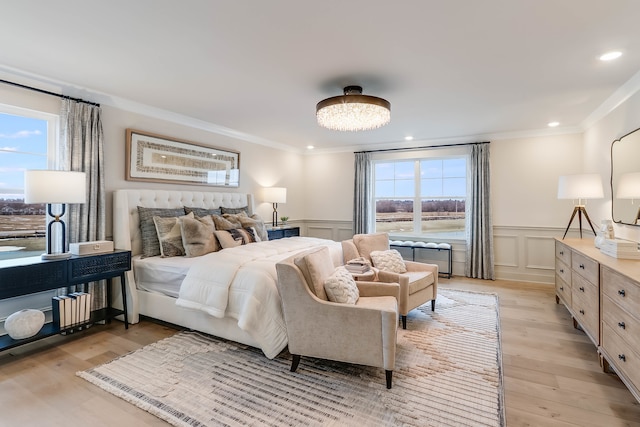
<box><xmin>316</xmin><ymin>85</ymin><xmax>391</xmax><ymax>131</ymax></box>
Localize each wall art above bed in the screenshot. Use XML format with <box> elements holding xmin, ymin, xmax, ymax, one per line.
<box><xmin>125</xmin><ymin>129</ymin><xmax>240</xmax><ymax>187</ymax></box>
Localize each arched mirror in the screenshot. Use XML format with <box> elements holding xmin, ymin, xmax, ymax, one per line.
<box><xmin>611</xmin><ymin>127</ymin><xmax>640</xmax><ymax>226</ymax></box>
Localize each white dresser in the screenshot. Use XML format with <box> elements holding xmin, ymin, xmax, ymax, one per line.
<box><xmin>555</xmin><ymin>238</ymin><xmax>640</xmax><ymax>402</ymax></box>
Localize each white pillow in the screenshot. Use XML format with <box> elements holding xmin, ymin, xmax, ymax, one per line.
<box><xmin>370</xmin><ymin>249</ymin><xmax>407</xmax><ymax>274</ymax></box>
<box><xmin>323</xmin><ymin>266</ymin><xmax>359</xmax><ymax>304</ymax></box>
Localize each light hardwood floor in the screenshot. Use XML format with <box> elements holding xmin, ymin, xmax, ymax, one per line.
<box><xmin>1</xmin><ymin>278</ymin><xmax>639</xmax><ymax>426</ymax></box>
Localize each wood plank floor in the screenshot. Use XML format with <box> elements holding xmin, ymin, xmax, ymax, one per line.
<box><xmin>1</xmin><ymin>278</ymin><xmax>640</xmax><ymax>426</ymax></box>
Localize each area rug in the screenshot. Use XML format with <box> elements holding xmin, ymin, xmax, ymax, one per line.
<box><xmin>78</xmin><ymin>289</ymin><xmax>504</xmax><ymax>426</ymax></box>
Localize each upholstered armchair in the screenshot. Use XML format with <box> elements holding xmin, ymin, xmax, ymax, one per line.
<box><xmin>275</xmin><ymin>246</ymin><xmax>400</xmax><ymax>389</ymax></box>
<box><xmin>342</xmin><ymin>232</ymin><xmax>438</xmax><ymax>329</ymax></box>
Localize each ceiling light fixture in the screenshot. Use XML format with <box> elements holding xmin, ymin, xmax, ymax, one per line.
<box><xmin>316</xmin><ymin>85</ymin><xmax>391</xmax><ymax>132</ymax></box>
<box><xmin>599</xmin><ymin>51</ymin><xmax>622</xmax><ymax>61</ymax></box>
<box><xmin>548</xmin><ymin>121</ymin><xmax>560</xmax><ymax>127</ymax></box>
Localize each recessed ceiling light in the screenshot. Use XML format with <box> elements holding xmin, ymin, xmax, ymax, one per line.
<box><xmin>404</xmin><ymin>136</ymin><xmax>414</xmax><ymax>141</ymax></box>
<box><xmin>306</xmin><ymin>145</ymin><xmax>314</xmax><ymax>150</ymax></box>
<box><xmin>599</xmin><ymin>51</ymin><xmax>622</xmax><ymax>61</ymax></box>
<box><xmin>548</xmin><ymin>121</ymin><xmax>560</xmax><ymax>127</ymax></box>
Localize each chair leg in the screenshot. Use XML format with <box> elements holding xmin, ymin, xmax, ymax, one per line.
<box><xmin>385</xmin><ymin>370</ymin><xmax>393</xmax><ymax>389</ymax></box>
<box><xmin>431</xmin><ymin>299</ymin><xmax>436</xmax><ymax>311</ymax></box>
<box><xmin>291</xmin><ymin>354</ymin><xmax>301</xmax><ymax>372</ymax></box>
<box><xmin>401</xmin><ymin>315</ymin><xmax>407</xmax><ymax>329</ymax></box>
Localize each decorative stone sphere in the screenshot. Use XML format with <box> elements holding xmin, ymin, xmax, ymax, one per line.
<box><xmin>4</xmin><ymin>309</ymin><xmax>45</xmax><ymax>340</ymax></box>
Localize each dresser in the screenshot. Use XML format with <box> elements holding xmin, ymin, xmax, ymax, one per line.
<box><xmin>555</xmin><ymin>238</ymin><xmax>640</xmax><ymax>402</ymax></box>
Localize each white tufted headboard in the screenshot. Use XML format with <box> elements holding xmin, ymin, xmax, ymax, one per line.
<box><xmin>113</xmin><ymin>189</ymin><xmax>254</xmax><ymax>256</ymax></box>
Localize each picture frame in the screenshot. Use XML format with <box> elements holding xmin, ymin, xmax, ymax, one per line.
<box><xmin>125</xmin><ymin>129</ymin><xmax>240</xmax><ymax>187</ymax></box>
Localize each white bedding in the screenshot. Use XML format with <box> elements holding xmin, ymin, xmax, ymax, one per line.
<box><xmin>133</xmin><ymin>255</ymin><xmax>199</xmax><ymax>298</ymax></box>
<box><xmin>176</xmin><ymin>237</ymin><xmax>342</xmax><ymax>358</ymax></box>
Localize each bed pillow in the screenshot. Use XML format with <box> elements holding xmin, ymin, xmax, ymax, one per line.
<box><xmin>213</xmin><ymin>227</ymin><xmax>260</xmax><ymax>249</ymax></box>
<box><xmin>212</xmin><ymin>214</ymin><xmax>242</xmax><ymax>230</ymax></box>
<box><xmin>180</xmin><ymin>215</ymin><xmax>219</xmax><ymax>257</ymax></box>
<box><xmin>324</xmin><ymin>266</ymin><xmax>359</xmax><ymax>304</ymax></box>
<box><xmin>237</xmin><ymin>214</ymin><xmax>269</xmax><ymax>241</ymax></box>
<box><xmin>220</xmin><ymin>206</ymin><xmax>249</xmax><ymax>215</ymax></box>
<box><xmin>153</xmin><ymin>212</ymin><xmax>194</xmax><ymax>257</ymax></box>
<box><xmin>370</xmin><ymin>249</ymin><xmax>407</xmax><ymax>274</ymax></box>
<box><xmin>138</xmin><ymin>206</ymin><xmax>186</xmax><ymax>258</ymax></box>
<box><xmin>183</xmin><ymin>206</ymin><xmax>222</xmax><ymax>217</ymax></box>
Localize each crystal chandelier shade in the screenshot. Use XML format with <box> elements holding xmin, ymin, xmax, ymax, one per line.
<box><xmin>316</xmin><ymin>86</ymin><xmax>391</xmax><ymax>132</ymax></box>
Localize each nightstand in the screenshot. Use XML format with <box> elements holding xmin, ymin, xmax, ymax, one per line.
<box><xmin>267</xmin><ymin>226</ymin><xmax>300</xmax><ymax>240</ymax></box>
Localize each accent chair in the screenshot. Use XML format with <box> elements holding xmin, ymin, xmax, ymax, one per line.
<box><xmin>275</xmin><ymin>246</ymin><xmax>400</xmax><ymax>389</ymax></box>
<box><xmin>342</xmin><ymin>232</ymin><xmax>438</xmax><ymax>329</ymax></box>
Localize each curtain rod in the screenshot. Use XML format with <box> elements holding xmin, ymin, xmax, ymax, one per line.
<box><xmin>0</xmin><ymin>79</ymin><xmax>100</xmax><ymax>107</ymax></box>
<box><xmin>354</xmin><ymin>141</ymin><xmax>489</xmax><ymax>154</ymax></box>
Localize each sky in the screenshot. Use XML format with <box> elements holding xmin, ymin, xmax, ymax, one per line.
<box><xmin>0</xmin><ymin>112</ymin><xmax>47</xmax><ymax>199</ymax></box>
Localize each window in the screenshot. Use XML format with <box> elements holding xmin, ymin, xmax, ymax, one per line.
<box><xmin>0</xmin><ymin>105</ymin><xmax>57</xmax><ymax>260</ymax></box>
<box><xmin>374</xmin><ymin>155</ymin><xmax>467</xmax><ymax>239</ymax></box>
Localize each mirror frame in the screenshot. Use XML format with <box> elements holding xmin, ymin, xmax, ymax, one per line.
<box><xmin>610</xmin><ymin>126</ymin><xmax>640</xmax><ymax>227</ymax></box>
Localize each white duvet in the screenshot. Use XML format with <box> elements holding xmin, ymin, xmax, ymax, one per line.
<box><xmin>176</xmin><ymin>237</ymin><xmax>343</xmax><ymax>358</ymax></box>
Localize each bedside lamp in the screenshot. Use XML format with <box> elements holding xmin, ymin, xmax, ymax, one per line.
<box><xmin>617</xmin><ymin>172</ymin><xmax>640</xmax><ymax>224</ymax></box>
<box><xmin>24</xmin><ymin>170</ymin><xmax>86</xmax><ymax>259</ymax></box>
<box><xmin>558</xmin><ymin>173</ymin><xmax>604</xmax><ymax>239</ymax></box>
<box><xmin>262</xmin><ymin>187</ymin><xmax>287</xmax><ymax>227</ymax></box>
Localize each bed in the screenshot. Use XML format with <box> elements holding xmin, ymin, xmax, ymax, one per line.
<box><xmin>112</xmin><ymin>189</ymin><xmax>342</xmax><ymax>358</ymax></box>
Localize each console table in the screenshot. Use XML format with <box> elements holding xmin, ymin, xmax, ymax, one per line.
<box><xmin>0</xmin><ymin>249</ymin><xmax>131</xmax><ymax>352</ymax></box>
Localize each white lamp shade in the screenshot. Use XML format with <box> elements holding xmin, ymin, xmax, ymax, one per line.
<box><xmin>557</xmin><ymin>173</ymin><xmax>604</xmax><ymax>200</ymax></box>
<box><xmin>262</xmin><ymin>187</ymin><xmax>287</xmax><ymax>204</ymax></box>
<box><xmin>24</xmin><ymin>170</ymin><xmax>87</xmax><ymax>204</ymax></box>
<box><xmin>616</xmin><ymin>172</ymin><xmax>640</xmax><ymax>199</ymax></box>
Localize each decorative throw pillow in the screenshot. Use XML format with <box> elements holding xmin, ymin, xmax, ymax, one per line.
<box><xmin>153</xmin><ymin>212</ymin><xmax>193</xmax><ymax>257</ymax></box>
<box><xmin>324</xmin><ymin>266</ymin><xmax>359</xmax><ymax>304</ymax></box>
<box><xmin>212</xmin><ymin>214</ymin><xmax>242</xmax><ymax>230</ymax></box>
<box><xmin>213</xmin><ymin>227</ymin><xmax>259</xmax><ymax>249</ymax></box>
<box><xmin>183</xmin><ymin>206</ymin><xmax>222</xmax><ymax>217</ymax></box>
<box><xmin>138</xmin><ymin>206</ymin><xmax>186</xmax><ymax>258</ymax></box>
<box><xmin>220</xmin><ymin>206</ymin><xmax>249</xmax><ymax>215</ymax></box>
<box><xmin>370</xmin><ymin>249</ymin><xmax>407</xmax><ymax>274</ymax></box>
<box><xmin>180</xmin><ymin>215</ymin><xmax>219</xmax><ymax>257</ymax></box>
<box><xmin>238</xmin><ymin>214</ymin><xmax>269</xmax><ymax>241</ymax></box>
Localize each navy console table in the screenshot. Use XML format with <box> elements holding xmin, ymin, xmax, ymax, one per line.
<box><xmin>0</xmin><ymin>250</ymin><xmax>131</xmax><ymax>352</ymax></box>
<box><xmin>390</xmin><ymin>241</ymin><xmax>453</xmax><ymax>278</ymax></box>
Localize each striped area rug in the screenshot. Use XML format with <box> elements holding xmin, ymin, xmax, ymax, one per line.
<box><xmin>78</xmin><ymin>289</ymin><xmax>504</xmax><ymax>426</ymax></box>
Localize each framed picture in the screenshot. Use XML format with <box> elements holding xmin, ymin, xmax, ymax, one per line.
<box><xmin>125</xmin><ymin>129</ymin><xmax>240</xmax><ymax>187</ymax></box>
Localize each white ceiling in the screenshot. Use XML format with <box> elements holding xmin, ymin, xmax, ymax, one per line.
<box><xmin>2</xmin><ymin>1</ymin><xmax>640</xmax><ymax>153</ymax></box>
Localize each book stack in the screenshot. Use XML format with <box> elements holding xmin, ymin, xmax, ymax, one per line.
<box><xmin>52</xmin><ymin>292</ymin><xmax>91</xmax><ymax>330</ymax></box>
<box><xmin>600</xmin><ymin>239</ymin><xmax>640</xmax><ymax>260</ymax></box>
<box><xmin>345</xmin><ymin>260</ymin><xmax>371</xmax><ymax>274</ymax></box>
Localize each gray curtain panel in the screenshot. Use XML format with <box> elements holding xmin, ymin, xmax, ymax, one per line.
<box><xmin>353</xmin><ymin>152</ymin><xmax>373</xmax><ymax>234</ymax></box>
<box><xmin>465</xmin><ymin>143</ymin><xmax>495</xmax><ymax>280</ymax></box>
<box><xmin>60</xmin><ymin>99</ymin><xmax>107</xmax><ymax>308</ymax></box>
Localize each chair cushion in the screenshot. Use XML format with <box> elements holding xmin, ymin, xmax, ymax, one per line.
<box><xmin>353</xmin><ymin>232</ymin><xmax>389</xmax><ymax>261</ymax></box>
<box><xmin>293</xmin><ymin>246</ymin><xmax>333</xmax><ymax>301</ymax></box>
<box><xmin>324</xmin><ymin>266</ymin><xmax>359</xmax><ymax>304</ymax></box>
<box><xmin>405</xmin><ymin>271</ymin><xmax>434</xmax><ymax>293</ymax></box>
<box><xmin>370</xmin><ymin>249</ymin><xmax>407</xmax><ymax>274</ymax></box>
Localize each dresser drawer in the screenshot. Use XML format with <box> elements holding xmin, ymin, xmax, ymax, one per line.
<box><xmin>602</xmin><ymin>322</ymin><xmax>640</xmax><ymax>391</ymax></box>
<box><xmin>602</xmin><ymin>295</ymin><xmax>640</xmax><ymax>353</ymax></box>
<box><xmin>555</xmin><ymin>242</ymin><xmax>572</xmax><ymax>266</ymax></box>
<box><xmin>572</xmin><ymin>252</ymin><xmax>598</xmax><ymax>285</ymax></box>
<box><xmin>556</xmin><ymin>260</ymin><xmax>571</xmax><ymax>287</ymax></box>
<box><xmin>555</xmin><ymin>275</ymin><xmax>572</xmax><ymax>306</ymax></box>
<box><xmin>602</xmin><ymin>266</ymin><xmax>640</xmax><ymax>318</ymax></box>
<box><xmin>572</xmin><ymin>274</ymin><xmax>599</xmax><ymax>342</ymax></box>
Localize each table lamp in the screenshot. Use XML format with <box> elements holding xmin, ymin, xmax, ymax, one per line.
<box><xmin>262</xmin><ymin>187</ymin><xmax>287</xmax><ymax>227</ymax></box>
<box><xmin>24</xmin><ymin>170</ymin><xmax>87</xmax><ymax>259</ymax></box>
<box><xmin>616</xmin><ymin>172</ymin><xmax>640</xmax><ymax>224</ymax></box>
<box><xmin>557</xmin><ymin>173</ymin><xmax>604</xmax><ymax>239</ymax></box>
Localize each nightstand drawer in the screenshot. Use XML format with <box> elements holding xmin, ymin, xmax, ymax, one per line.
<box><xmin>69</xmin><ymin>250</ymin><xmax>131</xmax><ymax>284</ymax></box>
<box><xmin>267</xmin><ymin>227</ymin><xmax>300</xmax><ymax>240</ymax></box>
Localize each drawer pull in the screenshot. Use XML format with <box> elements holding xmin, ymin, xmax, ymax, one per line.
<box><xmin>560</xmin><ymin>268</ymin><xmax>564</xmax><ymax>273</ymax></box>
<box><xmin>560</xmin><ymin>286</ymin><xmax>564</xmax><ymax>291</ymax></box>
<box><xmin>618</xmin><ymin>289</ymin><xmax>626</xmax><ymax>297</ymax></box>
<box><xmin>579</xmin><ymin>264</ymin><xmax>585</xmax><ymax>269</ymax></box>
<box><xmin>579</xmin><ymin>309</ymin><xmax>585</xmax><ymax>315</ymax></box>
<box><xmin>560</xmin><ymin>250</ymin><xmax>564</xmax><ymax>255</ymax></box>
<box><xmin>618</xmin><ymin>321</ymin><xmax>626</xmax><ymax>329</ymax></box>
<box><xmin>619</xmin><ymin>354</ymin><xmax>626</xmax><ymax>362</ymax></box>
<box><xmin>579</xmin><ymin>286</ymin><xmax>585</xmax><ymax>292</ymax></box>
